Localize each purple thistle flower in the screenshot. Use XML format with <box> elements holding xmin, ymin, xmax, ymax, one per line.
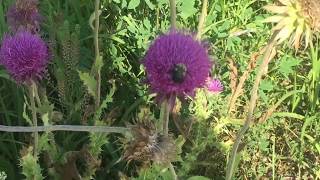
<box><xmin>0</xmin><ymin>31</ymin><xmax>49</xmax><ymax>83</ymax></box>
<box><xmin>6</xmin><ymin>0</ymin><xmax>41</xmax><ymax>33</ymax></box>
<box><xmin>143</xmin><ymin>31</ymin><xmax>211</xmax><ymax>101</ymax></box>
<box><xmin>206</xmin><ymin>78</ymin><xmax>223</xmax><ymax>93</ymax></box>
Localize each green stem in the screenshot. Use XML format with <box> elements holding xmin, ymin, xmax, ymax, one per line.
<box><xmin>169</xmin><ymin>0</ymin><xmax>176</xmax><ymax>29</ymax></box>
<box><xmin>196</xmin><ymin>0</ymin><xmax>208</xmax><ymax>40</ymax></box>
<box><xmin>28</xmin><ymin>81</ymin><xmax>38</xmax><ymax>156</ymax></box>
<box><xmin>94</xmin><ymin>0</ymin><xmax>101</xmax><ymax>110</ymax></box>
<box><xmin>160</xmin><ymin>99</ymin><xmax>177</xmax><ymax>179</ymax></box>
<box><xmin>225</xmin><ymin>31</ymin><xmax>279</xmax><ymax>179</ymax></box>
<box><xmin>160</xmin><ymin>99</ymin><xmax>170</xmax><ymax>136</ymax></box>
<box><xmin>169</xmin><ymin>163</ymin><xmax>178</xmax><ymax>180</ymax></box>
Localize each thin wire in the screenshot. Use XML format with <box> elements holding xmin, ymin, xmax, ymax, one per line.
<box><xmin>0</xmin><ymin>125</ymin><xmax>130</xmax><ymax>134</ymax></box>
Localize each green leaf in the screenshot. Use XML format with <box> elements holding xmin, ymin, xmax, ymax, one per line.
<box><xmin>187</xmin><ymin>176</ymin><xmax>211</xmax><ymax>180</ymax></box>
<box><xmin>41</xmin><ymin>113</ymin><xmax>50</xmax><ymax>126</ymax></box>
<box><xmin>20</xmin><ymin>148</ymin><xmax>44</xmax><ymax>180</ymax></box>
<box><xmin>128</xmin><ymin>0</ymin><xmax>140</xmax><ymax>9</ymax></box>
<box><xmin>157</xmin><ymin>0</ymin><xmax>167</xmax><ymax>6</ymax></box>
<box><xmin>178</xmin><ymin>0</ymin><xmax>197</xmax><ymax>20</ymax></box>
<box><xmin>23</xmin><ymin>103</ymin><xmax>32</xmax><ymax>126</ymax></box>
<box><xmin>78</xmin><ymin>71</ymin><xmax>97</xmax><ymax>99</ymax></box>
<box><xmin>145</xmin><ymin>0</ymin><xmax>155</xmax><ymax>9</ymax></box>
<box><xmin>0</xmin><ymin>70</ymin><xmax>10</xmax><ymax>80</ymax></box>
<box><xmin>279</xmin><ymin>56</ymin><xmax>301</xmax><ymax>78</ymax></box>
<box><xmin>260</xmin><ymin>80</ymin><xmax>274</xmax><ymax>91</ymax></box>
<box><xmin>121</xmin><ymin>0</ymin><xmax>127</xmax><ymax>9</ymax></box>
<box><xmin>93</xmin><ymin>80</ymin><xmax>116</xmax><ymax>121</ymax></box>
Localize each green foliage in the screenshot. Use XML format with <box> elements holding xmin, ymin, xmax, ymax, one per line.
<box><xmin>278</xmin><ymin>55</ymin><xmax>301</xmax><ymax>78</ymax></box>
<box><xmin>133</xmin><ymin>164</ymin><xmax>173</xmax><ymax>180</ymax></box>
<box><xmin>128</xmin><ymin>0</ymin><xmax>140</xmax><ymax>10</ymax></box>
<box><xmin>187</xmin><ymin>176</ymin><xmax>211</xmax><ymax>180</ymax></box>
<box><xmin>0</xmin><ymin>171</ymin><xmax>6</xmax><ymax>180</ymax></box>
<box><xmin>78</xmin><ymin>71</ymin><xmax>97</xmax><ymax>99</ymax></box>
<box><xmin>20</xmin><ymin>148</ymin><xmax>44</xmax><ymax>180</ymax></box>
<box><xmin>0</xmin><ymin>0</ymin><xmax>320</xmax><ymax>179</ymax></box>
<box><xmin>177</xmin><ymin>0</ymin><xmax>197</xmax><ymax>20</ymax></box>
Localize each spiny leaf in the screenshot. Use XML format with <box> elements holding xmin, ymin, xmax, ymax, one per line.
<box><xmin>93</xmin><ymin>80</ymin><xmax>116</xmax><ymax>121</ymax></box>
<box><xmin>260</xmin><ymin>80</ymin><xmax>274</xmax><ymax>91</ymax></box>
<box><xmin>178</xmin><ymin>0</ymin><xmax>197</xmax><ymax>20</ymax></box>
<box><xmin>23</xmin><ymin>103</ymin><xmax>33</xmax><ymax>126</ymax></box>
<box><xmin>279</xmin><ymin>56</ymin><xmax>301</xmax><ymax>78</ymax></box>
<box><xmin>20</xmin><ymin>148</ymin><xmax>44</xmax><ymax>180</ymax></box>
<box><xmin>78</xmin><ymin>71</ymin><xmax>97</xmax><ymax>99</ymax></box>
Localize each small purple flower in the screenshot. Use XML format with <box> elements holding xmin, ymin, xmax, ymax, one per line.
<box><xmin>206</xmin><ymin>78</ymin><xmax>223</xmax><ymax>93</ymax></box>
<box><xmin>0</xmin><ymin>31</ymin><xmax>49</xmax><ymax>83</ymax></box>
<box><xmin>6</xmin><ymin>0</ymin><xmax>41</xmax><ymax>33</ymax></box>
<box><xmin>143</xmin><ymin>31</ymin><xmax>211</xmax><ymax>101</ymax></box>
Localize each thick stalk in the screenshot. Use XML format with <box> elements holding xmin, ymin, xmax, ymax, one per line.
<box><xmin>160</xmin><ymin>100</ymin><xmax>170</xmax><ymax>136</ymax></box>
<box><xmin>94</xmin><ymin>0</ymin><xmax>101</xmax><ymax>110</ymax></box>
<box><xmin>0</xmin><ymin>125</ymin><xmax>130</xmax><ymax>134</ymax></box>
<box><xmin>160</xmin><ymin>99</ymin><xmax>177</xmax><ymax>179</ymax></box>
<box><xmin>28</xmin><ymin>81</ymin><xmax>38</xmax><ymax>156</ymax></box>
<box><xmin>225</xmin><ymin>31</ymin><xmax>279</xmax><ymax>179</ymax></box>
<box><xmin>166</xmin><ymin>0</ymin><xmax>178</xmax><ymax>178</ymax></box>
<box><xmin>169</xmin><ymin>0</ymin><xmax>176</xmax><ymax>29</ymax></box>
<box><xmin>196</xmin><ymin>0</ymin><xmax>208</xmax><ymax>40</ymax></box>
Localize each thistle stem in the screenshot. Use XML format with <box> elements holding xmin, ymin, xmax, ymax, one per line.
<box><xmin>94</xmin><ymin>0</ymin><xmax>101</xmax><ymax>110</ymax></box>
<box><xmin>225</xmin><ymin>31</ymin><xmax>279</xmax><ymax>179</ymax></box>
<box><xmin>28</xmin><ymin>81</ymin><xmax>38</xmax><ymax>156</ymax></box>
<box><xmin>0</xmin><ymin>125</ymin><xmax>129</xmax><ymax>134</ymax></box>
<box><xmin>160</xmin><ymin>99</ymin><xmax>177</xmax><ymax>179</ymax></box>
<box><xmin>160</xmin><ymin>99</ymin><xmax>170</xmax><ymax>136</ymax></box>
<box><xmin>169</xmin><ymin>0</ymin><xmax>176</xmax><ymax>29</ymax></box>
<box><xmin>196</xmin><ymin>0</ymin><xmax>208</xmax><ymax>40</ymax></box>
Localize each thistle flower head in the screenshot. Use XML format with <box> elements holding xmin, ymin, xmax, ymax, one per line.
<box><xmin>7</xmin><ymin>0</ymin><xmax>41</xmax><ymax>33</ymax></box>
<box><xmin>0</xmin><ymin>31</ymin><xmax>49</xmax><ymax>83</ymax></box>
<box><xmin>264</xmin><ymin>0</ymin><xmax>320</xmax><ymax>49</ymax></box>
<box><xmin>143</xmin><ymin>31</ymin><xmax>211</xmax><ymax>102</ymax></box>
<box><xmin>123</xmin><ymin>120</ymin><xmax>177</xmax><ymax>164</ymax></box>
<box><xmin>206</xmin><ymin>78</ymin><xmax>223</xmax><ymax>93</ymax></box>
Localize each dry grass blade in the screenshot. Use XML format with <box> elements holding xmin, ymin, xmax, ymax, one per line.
<box><xmin>228</xmin><ymin>50</ymin><xmax>261</xmax><ymax>114</ymax></box>
<box><xmin>228</xmin><ymin>58</ymin><xmax>238</xmax><ymax>94</ymax></box>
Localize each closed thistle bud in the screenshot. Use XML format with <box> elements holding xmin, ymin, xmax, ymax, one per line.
<box><xmin>6</xmin><ymin>0</ymin><xmax>42</xmax><ymax>33</ymax></box>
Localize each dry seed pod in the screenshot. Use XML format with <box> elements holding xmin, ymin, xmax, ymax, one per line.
<box><xmin>264</xmin><ymin>0</ymin><xmax>320</xmax><ymax>50</ymax></box>
<box><xmin>123</xmin><ymin>120</ymin><xmax>177</xmax><ymax>164</ymax></box>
